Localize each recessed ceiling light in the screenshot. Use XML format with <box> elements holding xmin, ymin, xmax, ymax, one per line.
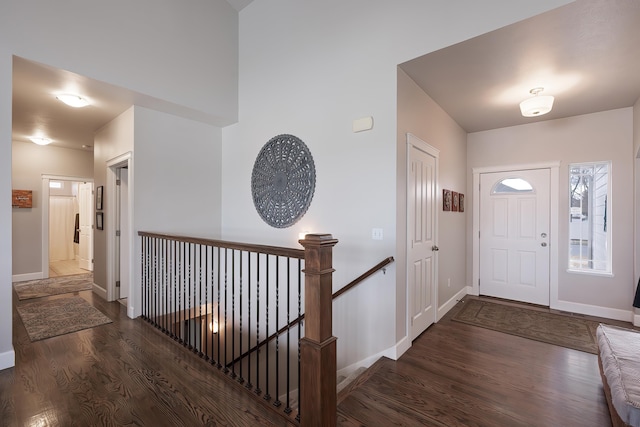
<box><xmin>56</xmin><ymin>93</ymin><xmax>89</xmax><ymax>108</ymax></box>
<box><xmin>30</xmin><ymin>137</ymin><xmax>52</xmax><ymax>145</ymax></box>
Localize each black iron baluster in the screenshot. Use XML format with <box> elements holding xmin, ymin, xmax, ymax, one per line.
<box><xmin>163</xmin><ymin>238</ymin><xmax>167</xmax><ymax>334</ymax></box>
<box><xmin>255</xmin><ymin>253</ymin><xmax>261</xmax><ymax>396</ymax></box>
<box><xmin>172</xmin><ymin>240</ymin><xmax>177</xmax><ymax>338</ymax></box>
<box><xmin>141</xmin><ymin>236</ymin><xmax>146</xmax><ymax>319</ymax></box>
<box><xmin>246</xmin><ymin>252</ymin><xmax>253</xmax><ymax>390</ymax></box>
<box><xmin>284</xmin><ymin>257</ymin><xmax>292</xmax><ymax>414</ymax></box>
<box><xmin>217</xmin><ymin>247</ymin><xmax>222</xmax><ymax>369</ymax></box>
<box><xmin>180</xmin><ymin>241</ymin><xmax>186</xmax><ymax>345</ymax></box>
<box><xmin>274</xmin><ymin>256</ymin><xmax>281</xmax><ymax>408</ymax></box>
<box><xmin>204</xmin><ymin>245</ymin><xmax>209</xmax><ymax>361</ymax></box>
<box><xmin>231</xmin><ymin>249</ymin><xmax>236</xmax><ymax>378</ymax></box>
<box><xmin>238</xmin><ymin>250</ymin><xmax>244</xmax><ymax>384</ymax></box>
<box><xmin>264</xmin><ymin>256</ymin><xmax>271</xmax><ymax>401</ymax></box>
<box><xmin>296</xmin><ymin>258</ymin><xmax>302</xmax><ymax>423</ymax></box>
<box><xmin>153</xmin><ymin>237</ymin><xmax>158</xmax><ymax>327</ymax></box>
<box><xmin>198</xmin><ymin>244</ymin><xmax>204</xmax><ymax>357</ymax></box>
<box><xmin>223</xmin><ymin>248</ymin><xmax>229</xmax><ymax>373</ymax></box>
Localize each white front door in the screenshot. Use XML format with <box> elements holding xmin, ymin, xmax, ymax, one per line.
<box><xmin>479</xmin><ymin>169</ymin><xmax>550</xmax><ymax>305</ymax></box>
<box><xmin>407</xmin><ymin>134</ymin><xmax>438</xmax><ymax>340</ymax></box>
<box><xmin>78</xmin><ymin>182</ymin><xmax>93</xmax><ymax>271</ymax></box>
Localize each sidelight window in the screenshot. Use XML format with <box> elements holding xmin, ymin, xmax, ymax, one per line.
<box><xmin>568</xmin><ymin>162</ymin><xmax>611</xmax><ymax>274</ymax></box>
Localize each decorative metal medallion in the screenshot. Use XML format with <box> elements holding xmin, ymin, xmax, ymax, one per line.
<box><xmin>251</xmin><ymin>134</ymin><xmax>316</xmax><ymax>228</ymax></box>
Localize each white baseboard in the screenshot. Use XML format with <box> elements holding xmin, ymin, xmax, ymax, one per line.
<box><xmin>552</xmin><ymin>300</ymin><xmax>633</xmax><ymax>323</ymax></box>
<box><xmin>92</xmin><ymin>283</ymin><xmax>107</xmax><ymax>300</ymax></box>
<box><xmin>128</xmin><ymin>305</ymin><xmax>137</xmax><ymax>319</ymax></box>
<box><xmin>634</xmin><ymin>313</ymin><xmax>640</xmax><ymax>327</ymax></box>
<box><xmin>12</xmin><ymin>272</ymin><xmax>43</xmax><ymax>283</ymax></box>
<box><xmin>0</xmin><ymin>348</ymin><xmax>15</xmax><ymax>371</ymax></box>
<box><xmin>338</xmin><ymin>343</ymin><xmax>397</xmax><ymax>378</ymax></box>
<box><xmin>437</xmin><ymin>286</ymin><xmax>469</xmax><ymax>321</ymax></box>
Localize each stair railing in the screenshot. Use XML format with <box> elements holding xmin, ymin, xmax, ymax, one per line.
<box><xmin>226</xmin><ymin>256</ymin><xmax>395</xmax><ymax>369</ymax></box>
<box><xmin>139</xmin><ymin>232</ymin><xmax>340</xmax><ymax>425</ymax></box>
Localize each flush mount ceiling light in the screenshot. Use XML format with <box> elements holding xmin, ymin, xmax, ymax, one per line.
<box><xmin>519</xmin><ymin>87</ymin><xmax>554</xmax><ymax>117</ymax></box>
<box><xmin>56</xmin><ymin>93</ymin><xmax>89</xmax><ymax>108</ymax></box>
<box><xmin>30</xmin><ymin>136</ymin><xmax>52</xmax><ymax>145</ymax></box>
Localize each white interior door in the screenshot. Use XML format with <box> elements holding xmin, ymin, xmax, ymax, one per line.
<box><xmin>407</xmin><ymin>134</ymin><xmax>438</xmax><ymax>340</ymax></box>
<box><xmin>479</xmin><ymin>169</ymin><xmax>550</xmax><ymax>305</ymax></box>
<box><xmin>78</xmin><ymin>182</ymin><xmax>93</xmax><ymax>271</ymax></box>
<box><xmin>118</xmin><ymin>168</ymin><xmax>130</xmax><ymax>299</ymax></box>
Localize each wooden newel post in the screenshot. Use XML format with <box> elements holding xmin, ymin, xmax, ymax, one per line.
<box><xmin>299</xmin><ymin>234</ymin><xmax>339</xmax><ymax>427</ymax></box>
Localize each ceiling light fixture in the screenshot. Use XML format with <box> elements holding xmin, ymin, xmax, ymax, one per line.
<box><xmin>30</xmin><ymin>136</ymin><xmax>52</xmax><ymax>145</ymax></box>
<box><xmin>56</xmin><ymin>93</ymin><xmax>89</xmax><ymax>108</ymax></box>
<box><xmin>519</xmin><ymin>87</ymin><xmax>554</xmax><ymax>117</ymax></box>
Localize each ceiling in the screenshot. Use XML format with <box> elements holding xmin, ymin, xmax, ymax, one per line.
<box><xmin>400</xmin><ymin>0</ymin><xmax>640</xmax><ymax>132</ymax></box>
<box><xmin>11</xmin><ymin>0</ymin><xmax>640</xmax><ymax>152</ymax></box>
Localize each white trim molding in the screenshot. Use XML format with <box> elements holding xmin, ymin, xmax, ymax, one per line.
<box><xmin>437</xmin><ymin>286</ymin><xmax>468</xmax><ymax>320</ymax></box>
<box><xmin>0</xmin><ymin>349</ymin><xmax>15</xmax><ymax>370</ymax></box>
<box><xmin>12</xmin><ymin>272</ymin><xmax>43</xmax><ymax>283</ymax></box>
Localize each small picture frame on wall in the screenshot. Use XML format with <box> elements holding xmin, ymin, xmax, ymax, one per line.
<box><xmin>96</xmin><ymin>212</ymin><xmax>104</xmax><ymax>230</ymax></box>
<box><xmin>96</xmin><ymin>186</ymin><xmax>103</xmax><ymax>211</ymax></box>
<box><xmin>452</xmin><ymin>192</ymin><xmax>459</xmax><ymax>212</ymax></box>
<box><xmin>459</xmin><ymin>193</ymin><xmax>465</xmax><ymax>212</ymax></box>
<box><xmin>443</xmin><ymin>189</ymin><xmax>452</xmax><ymax>211</ymax></box>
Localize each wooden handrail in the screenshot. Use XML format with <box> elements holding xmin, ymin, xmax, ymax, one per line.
<box><xmin>138</xmin><ymin>231</ymin><xmax>305</xmax><ymax>259</ymax></box>
<box><xmin>226</xmin><ymin>256</ymin><xmax>394</xmax><ymax>368</ymax></box>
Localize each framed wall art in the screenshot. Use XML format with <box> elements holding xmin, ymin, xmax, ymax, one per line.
<box><xmin>459</xmin><ymin>193</ymin><xmax>465</xmax><ymax>212</ymax></box>
<box><xmin>452</xmin><ymin>191</ymin><xmax>459</xmax><ymax>212</ymax></box>
<box><xmin>96</xmin><ymin>186</ymin><xmax>103</xmax><ymax>210</ymax></box>
<box><xmin>443</xmin><ymin>189</ymin><xmax>451</xmax><ymax>211</ymax></box>
<box><xmin>96</xmin><ymin>212</ymin><xmax>104</xmax><ymax>230</ymax></box>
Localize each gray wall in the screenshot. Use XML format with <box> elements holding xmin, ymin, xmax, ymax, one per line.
<box><xmin>12</xmin><ymin>140</ymin><xmax>93</xmax><ymax>276</ymax></box>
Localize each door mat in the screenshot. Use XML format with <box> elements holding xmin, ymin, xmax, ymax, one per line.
<box><xmin>17</xmin><ymin>296</ymin><xmax>112</xmax><ymax>341</ymax></box>
<box><xmin>452</xmin><ymin>298</ymin><xmax>600</xmax><ymax>354</ymax></box>
<box><xmin>14</xmin><ymin>274</ymin><xmax>93</xmax><ymax>300</ymax></box>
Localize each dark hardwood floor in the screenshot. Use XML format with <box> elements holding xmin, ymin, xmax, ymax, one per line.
<box><xmin>2</xmin><ymin>289</ymin><xmax>616</xmax><ymax>426</ymax></box>
<box><xmin>337</xmin><ymin>296</ymin><xmax>615</xmax><ymax>427</ymax></box>
<box><xmin>1</xmin><ymin>289</ymin><xmax>297</xmax><ymax>427</ymax></box>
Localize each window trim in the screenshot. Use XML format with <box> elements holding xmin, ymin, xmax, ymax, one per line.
<box><xmin>567</xmin><ymin>161</ymin><xmax>612</xmax><ymax>275</ymax></box>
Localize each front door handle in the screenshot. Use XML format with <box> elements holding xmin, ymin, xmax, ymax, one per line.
<box><xmin>432</xmin><ymin>245</ymin><xmax>439</xmax><ymax>251</ymax></box>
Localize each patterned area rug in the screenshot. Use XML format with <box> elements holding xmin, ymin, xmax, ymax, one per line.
<box><xmin>452</xmin><ymin>298</ymin><xmax>600</xmax><ymax>354</ymax></box>
<box><xmin>17</xmin><ymin>296</ymin><xmax>112</xmax><ymax>341</ymax></box>
<box><xmin>14</xmin><ymin>273</ymin><xmax>93</xmax><ymax>300</ymax></box>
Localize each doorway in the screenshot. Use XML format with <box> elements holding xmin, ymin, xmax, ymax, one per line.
<box><xmin>42</xmin><ymin>176</ymin><xmax>93</xmax><ymax>278</ymax></box>
<box><xmin>106</xmin><ymin>152</ymin><xmax>134</xmax><ymax>317</ymax></box>
<box><xmin>472</xmin><ymin>163</ymin><xmax>560</xmax><ymax>307</ymax></box>
<box><xmin>406</xmin><ymin>133</ymin><xmax>439</xmax><ymax>340</ymax></box>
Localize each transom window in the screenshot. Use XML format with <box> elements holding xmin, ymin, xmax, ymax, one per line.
<box><xmin>491</xmin><ymin>177</ymin><xmax>534</xmax><ymax>194</ymax></box>
<box><xmin>568</xmin><ymin>162</ymin><xmax>611</xmax><ymax>274</ymax></box>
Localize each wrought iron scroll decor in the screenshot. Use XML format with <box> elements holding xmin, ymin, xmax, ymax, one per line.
<box><xmin>251</xmin><ymin>134</ymin><xmax>316</xmax><ymax>228</ymax></box>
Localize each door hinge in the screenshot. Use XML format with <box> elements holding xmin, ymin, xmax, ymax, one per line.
<box><xmin>115</xmin><ymin>230</ymin><xmax>121</xmax><ymax>237</ymax></box>
<box><xmin>116</xmin><ymin>179</ymin><xmax>121</xmax><ymax>186</ymax></box>
<box><xmin>116</xmin><ymin>281</ymin><xmax>121</xmax><ymax>288</ymax></box>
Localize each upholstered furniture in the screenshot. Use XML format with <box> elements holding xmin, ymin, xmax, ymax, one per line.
<box><xmin>597</xmin><ymin>324</ymin><xmax>640</xmax><ymax>427</ymax></box>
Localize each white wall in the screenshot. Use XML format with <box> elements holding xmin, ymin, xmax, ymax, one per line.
<box><xmin>12</xmin><ymin>141</ymin><xmax>93</xmax><ymax>277</ymax></box>
<box><xmin>133</xmin><ymin>106</ymin><xmax>223</xmax><ymax>317</ymax></box>
<box><xmin>225</xmin><ymin>0</ymin><xmax>571</xmax><ymax>368</ymax></box>
<box><xmin>468</xmin><ymin>108</ymin><xmax>634</xmax><ymax>318</ymax></box>
<box><xmin>397</xmin><ymin>69</ymin><xmax>468</xmax><ymax>338</ymax></box>
<box><xmin>94</xmin><ymin>108</ymin><xmax>135</xmax><ymax>293</ymax></box>
<box><xmin>0</xmin><ymin>0</ymin><xmax>238</xmax><ymax>370</ymax></box>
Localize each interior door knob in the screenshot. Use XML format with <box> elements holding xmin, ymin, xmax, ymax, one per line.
<box><xmin>432</xmin><ymin>245</ymin><xmax>439</xmax><ymax>251</ymax></box>
<box><xmin>541</xmin><ymin>242</ymin><xmax>547</xmax><ymax>247</ymax></box>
